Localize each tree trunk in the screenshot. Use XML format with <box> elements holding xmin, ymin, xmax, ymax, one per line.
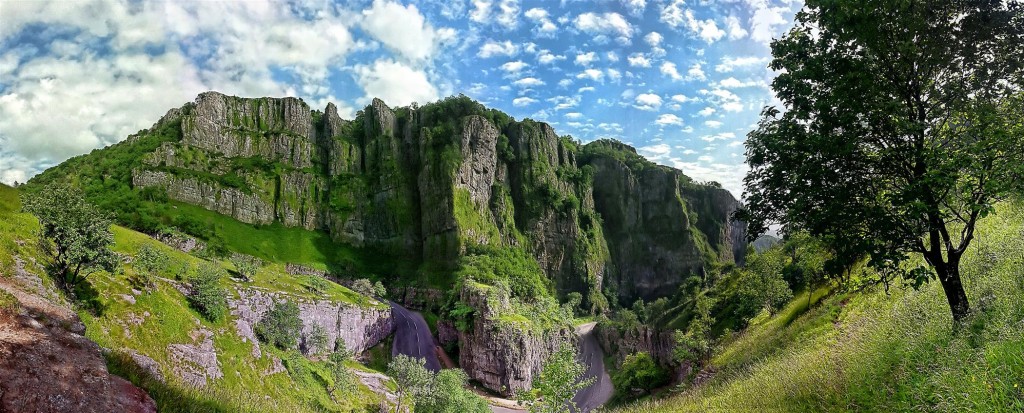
<box><xmin>937</xmin><ymin>260</ymin><xmax>970</xmax><ymax>322</ymax></box>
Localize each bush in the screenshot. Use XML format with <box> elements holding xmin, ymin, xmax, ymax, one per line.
<box><xmin>187</xmin><ymin>262</ymin><xmax>228</xmax><ymax>322</ymax></box>
<box><xmin>256</xmin><ymin>300</ymin><xmax>303</xmax><ymax>350</ymax></box>
<box><xmin>306</xmin><ymin>276</ymin><xmax>329</xmax><ymax>296</ymax></box>
<box><xmin>306</xmin><ymin>324</ymin><xmax>329</xmax><ymax>355</ymax></box>
<box><xmin>230</xmin><ymin>255</ymin><xmax>262</xmax><ymax>281</ymax></box>
<box><xmin>133</xmin><ymin>243</ymin><xmax>169</xmax><ymax>291</ymax></box>
<box><xmin>612</xmin><ymin>352</ymin><xmax>669</xmax><ymax>397</ymax></box>
<box><xmin>351</xmin><ymin>278</ymin><xmax>375</xmax><ymax>297</ymax></box>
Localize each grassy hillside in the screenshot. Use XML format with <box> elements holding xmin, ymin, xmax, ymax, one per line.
<box><xmin>0</xmin><ymin>183</ymin><xmax>392</xmax><ymax>412</ymax></box>
<box><xmin>614</xmin><ymin>201</ymin><xmax>1024</xmax><ymax>412</ymax></box>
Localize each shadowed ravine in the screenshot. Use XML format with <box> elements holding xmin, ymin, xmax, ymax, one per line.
<box><xmin>389</xmin><ymin>302</ymin><xmax>611</xmax><ymax>412</ymax></box>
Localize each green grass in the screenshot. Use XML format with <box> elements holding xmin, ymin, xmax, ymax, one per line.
<box><xmin>0</xmin><ymin>193</ymin><xmax>390</xmax><ymax>412</ymax></box>
<box><xmin>613</xmin><ymin>202</ymin><xmax>1024</xmax><ymax>412</ymax></box>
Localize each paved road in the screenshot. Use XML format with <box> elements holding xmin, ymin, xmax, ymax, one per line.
<box><xmin>572</xmin><ymin>322</ymin><xmax>614</xmax><ymax>413</ymax></box>
<box><xmin>389</xmin><ymin>301</ymin><xmax>442</xmax><ymax>372</ymax></box>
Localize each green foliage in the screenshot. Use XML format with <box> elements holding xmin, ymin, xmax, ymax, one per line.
<box><xmin>448</xmin><ymin>300</ymin><xmax>476</xmax><ymax>332</ymax></box>
<box><xmin>517</xmin><ymin>345</ymin><xmax>595</xmax><ymax>413</ymax></box>
<box><xmin>133</xmin><ymin>243</ymin><xmax>169</xmax><ymax>291</ymax></box>
<box><xmin>674</xmin><ymin>293</ymin><xmax>716</xmax><ymax>366</ymax></box>
<box><xmin>730</xmin><ymin>250</ymin><xmax>793</xmax><ymax>322</ymax></box>
<box><xmin>307</xmin><ymin>324</ymin><xmax>329</xmax><ymax>355</ymax></box>
<box><xmin>230</xmin><ymin>255</ymin><xmax>261</xmax><ymax>281</ymax></box>
<box><xmin>416</xmin><ymin>369</ymin><xmax>490</xmax><ymax>413</ymax></box>
<box><xmin>741</xmin><ymin>0</ymin><xmax>1024</xmax><ymax>321</ymax></box>
<box><xmin>256</xmin><ymin>300</ymin><xmax>303</xmax><ymax>350</ymax></box>
<box><xmin>612</xmin><ymin>352</ymin><xmax>669</xmax><ymax>398</ymax></box>
<box><xmin>350</xmin><ymin>278</ymin><xmax>375</xmax><ymax>297</ymax></box>
<box><xmin>306</xmin><ymin>276</ymin><xmax>329</xmax><ymax>296</ymax></box>
<box><xmin>457</xmin><ymin>245</ymin><xmax>550</xmax><ymax>300</ymax></box>
<box><xmin>187</xmin><ymin>262</ymin><xmax>228</xmax><ymax>322</ymax></box>
<box><xmin>387</xmin><ymin>355</ymin><xmax>433</xmax><ymax>413</ymax></box>
<box><xmin>564</xmin><ymin>292</ymin><xmax>583</xmax><ymax>316</ymax></box>
<box><xmin>372</xmin><ymin>280</ymin><xmax>387</xmax><ymax>298</ymax></box>
<box><xmin>326</xmin><ymin>352</ymin><xmax>357</xmax><ymax>402</ymax></box>
<box><xmin>21</xmin><ymin>184</ymin><xmax>118</xmax><ymax>293</ymax></box>
<box><xmin>0</xmin><ymin>289</ymin><xmax>19</xmax><ymax>315</ymax></box>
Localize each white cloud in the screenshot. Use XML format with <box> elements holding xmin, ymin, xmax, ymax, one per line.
<box><xmin>606</xmin><ymin>51</ymin><xmax>620</xmax><ymax>62</ymax></box>
<box><xmin>607</xmin><ymin>69</ymin><xmax>622</xmax><ymax>81</ymax></box>
<box><xmin>701</xmin><ymin>88</ymin><xmax>745</xmax><ymax>113</ymax></box>
<box><xmin>512</xmin><ymin>77</ymin><xmax>545</xmax><ymax>87</ymax></box>
<box><xmin>725</xmin><ymin>15</ymin><xmax>748</xmax><ymax>40</ymax></box>
<box><xmin>575</xmin><ymin>51</ymin><xmax>598</xmax><ymax>66</ymax></box>
<box><xmin>661</xmin><ymin>62</ymin><xmax>682</xmax><ymax>81</ymax></box>
<box><xmin>537</xmin><ymin>49</ymin><xmax>565</xmax><ymax>64</ymax></box>
<box><xmin>749</xmin><ymin>0</ymin><xmax>789</xmax><ymax>45</ymax></box>
<box><xmin>496</xmin><ymin>0</ymin><xmax>521</xmax><ymax>29</ymax></box>
<box><xmin>548</xmin><ymin>95</ymin><xmax>582</xmax><ymax>110</ymax></box>
<box><xmin>622</xmin><ymin>0</ymin><xmax>647</xmax><ymax>17</ymax></box>
<box><xmin>628</xmin><ymin>53</ymin><xmax>652</xmax><ymax>67</ymax></box>
<box><xmin>704</xmin><ymin>120</ymin><xmax>723</xmax><ymax>128</ymax></box>
<box><xmin>719</xmin><ymin>77</ymin><xmax>764</xmax><ymax>88</ymax></box>
<box><xmin>360</xmin><ymin>0</ymin><xmax>453</xmax><ymax>63</ymax></box>
<box><xmin>355</xmin><ymin>59</ymin><xmax>439</xmax><ymax>106</ymax></box>
<box><xmin>470</xmin><ymin>0</ymin><xmax>492</xmax><ymax>23</ymax></box>
<box><xmin>513</xmin><ymin>96</ymin><xmax>537</xmax><ymax>106</ymax></box>
<box><xmin>672</xmin><ymin>94</ymin><xmax>697</xmax><ymax>103</ymax></box>
<box><xmin>715</xmin><ymin>56</ymin><xmax>771</xmax><ymax>72</ymax></box>
<box><xmin>478</xmin><ymin>40</ymin><xmax>519</xmax><ymax>57</ymax></box>
<box><xmin>638</xmin><ymin>143</ymin><xmax>672</xmax><ymax>160</ymax></box>
<box><xmin>578</xmin><ymin>86</ymin><xmax>596</xmax><ymax>93</ymax></box>
<box><xmin>574</xmin><ymin>12</ymin><xmax>634</xmax><ymax>40</ymax></box>
<box><xmin>655</xmin><ymin>113</ymin><xmax>684</xmax><ymax>126</ymax></box>
<box><xmin>699</xmin><ymin>107</ymin><xmax>717</xmax><ymax>116</ymax></box>
<box><xmin>644</xmin><ymin>31</ymin><xmax>663</xmax><ymax>47</ymax></box>
<box><xmin>576</xmin><ymin>69</ymin><xmax>604</xmax><ymax>81</ymax></box>
<box><xmin>525</xmin><ymin>7</ymin><xmax>557</xmax><ymax>34</ymax></box>
<box><xmin>687</xmin><ymin>63</ymin><xmax>706</xmax><ymax>81</ymax></box>
<box><xmin>660</xmin><ymin>0</ymin><xmax>725</xmax><ymax>43</ymax></box>
<box><xmin>501</xmin><ymin>60</ymin><xmax>528</xmax><ymax>74</ymax></box>
<box><xmin>634</xmin><ymin>93</ymin><xmax>663</xmax><ymax>111</ymax></box>
<box><xmin>700</xmin><ymin>132</ymin><xmax>736</xmax><ymax>142</ymax></box>
<box><xmin>565</xmin><ymin>112</ymin><xmax>584</xmax><ymax>119</ymax></box>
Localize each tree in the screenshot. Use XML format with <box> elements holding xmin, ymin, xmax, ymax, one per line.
<box><xmin>611</xmin><ymin>352</ymin><xmax>668</xmax><ymax>397</ymax></box>
<box><xmin>306</xmin><ymin>324</ymin><xmax>329</xmax><ymax>355</ymax></box>
<box><xmin>327</xmin><ymin>352</ymin><xmax>357</xmax><ymax>402</ymax></box>
<box><xmin>256</xmin><ymin>300</ymin><xmax>303</xmax><ymax>350</ymax></box>
<box><xmin>230</xmin><ymin>255</ymin><xmax>261</xmax><ymax>281</ymax></box>
<box><xmin>187</xmin><ymin>262</ymin><xmax>228</xmax><ymax>322</ymax></box>
<box><xmin>416</xmin><ymin>369</ymin><xmax>490</xmax><ymax>413</ymax></box>
<box><xmin>736</xmin><ymin>249</ymin><xmax>793</xmax><ymax>318</ymax></box>
<box><xmin>387</xmin><ymin>355</ymin><xmax>432</xmax><ymax>413</ymax></box>
<box><xmin>517</xmin><ymin>345</ymin><xmax>594</xmax><ymax>413</ymax></box>
<box><xmin>133</xmin><ymin>243</ymin><xmax>169</xmax><ymax>291</ymax></box>
<box><xmin>351</xmin><ymin>278</ymin><xmax>375</xmax><ymax>297</ymax></box>
<box><xmin>22</xmin><ymin>184</ymin><xmax>118</xmax><ymax>292</ymax></box>
<box><xmin>741</xmin><ymin>0</ymin><xmax>1024</xmax><ymax>322</ymax></box>
<box><xmin>674</xmin><ymin>292</ymin><xmax>715</xmax><ymax>365</ymax></box>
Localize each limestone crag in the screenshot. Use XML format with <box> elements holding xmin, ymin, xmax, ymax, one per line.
<box><xmin>228</xmin><ymin>287</ymin><xmax>393</xmax><ymax>358</ymax></box>
<box><xmin>594</xmin><ymin>322</ymin><xmax>676</xmax><ymax>367</ymax></box>
<box><xmin>456</xmin><ymin>283</ymin><xmax>574</xmax><ymax>396</ymax></box>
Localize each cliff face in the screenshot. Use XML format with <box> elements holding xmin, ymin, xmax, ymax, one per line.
<box><xmin>456</xmin><ymin>282</ymin><xmax>574</xmax><ymax>396</ymax></box>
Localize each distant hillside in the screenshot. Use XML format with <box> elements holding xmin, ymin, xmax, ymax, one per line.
<box><xmin>751</xmin><ymin>234</ymin><xmax>781</xmax><ymax>253</ymax></box>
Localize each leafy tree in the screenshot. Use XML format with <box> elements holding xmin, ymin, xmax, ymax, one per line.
<box><xmin>133</xmin><ymin>243</ymin><xmax>169</xmax><ymax>291</ymax></box>
<box><xmin>350</xmin><ymin>278</ymin><xmax>375</xmax><ymax>297</ymax></box>
<box><xmin>187</xmin><ymin>262</ymin><xmax>228</xmax><ymax>322</ymax></box>
<box><xmin>674</xmin><ymin>292</ymin><xmax>715</xmax><ymax>365</ymax></box>
<box><xmin>306</xmin><ymin>324</ymin><xmax>329</xmax><ymax>355</ymax></box>
<box><xmin>22</xmin><ymin>184</ymin><xmax>118</xmax><ymax>292</ymax></box>
<box><xmin>741</xmin><ymin>0</ymin><xmax>1024</xmax><ymax>321</ymax></box>
<box><xmin>327</xmin><ymin>352</ymin><xmax>357</xmax><ymax>402</ymax></box>
<box><xmin>373</xmin><ymin>280</ymin><xmax>387</xmax><ymax>298</ymax></box>
<box><xmin>230</xmin><ymin>255</ymin><xmax>261</xmax><ymax>281</ymax></box>
<box><xmin>612</xmin><ymin>352</ymin><xmax>669</xmax><ymax>397</ymax></box>
<box><xmin>256</xmin><ymin>300</ymin><xmax>303</xmax><ymax>350</ymax></box>
<box><xmin>563</xmin><ymin>292</ymin><xmax>583</xmax><ymax>316</ymax></box>
<box><xmin>416</xmin><ymin>369</ymin><xmax>490</xmax><ymax>413</ymax></box>
<box><xmin>387</xmin><ymin>355</ymin><xmax>432</xmax><ymax>413</ymax></box>
<box><xmin>517</xmin><ymin>345</ymin><xmax>594</xmax><ymax>413</ymax></box>
<box><xmin>736</xmin><ymin>248</ymin><xmax>793</xmax><ymax>317</ymax></box>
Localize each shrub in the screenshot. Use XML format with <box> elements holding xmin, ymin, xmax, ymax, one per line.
<box><xmin>612</xmin><ymin>352</ymin><xmax>669</xmax><ymax>397</ymax></box>
<box><xmin>256</xmin><ymin>300</ymin><xmax>303</xmax><ymax>350</ymax></box>
<box><xmin>187</xmin><ymin>262</ymin><xmax>228</xmax><ymax>322</ymax></box>
<box><xmin>306</xmin><ymin>276</ymin><xmax>329</xmax><ymax>296</ymax></box>
<box><xmin>230</xmin><ymin>255</ymin><xmax>262</xmax><ymax>281</ymax></box>
<box><xmin>306</xmin><ymin>324</ymin><xmax>329</xmax><ymax>355</ymax></box>
<box><xmin>133</xmin><ymin>243</ymin><xmax>169</xmax><ymax>291</ymax></box>
<box><xmin>328</xmin><ymin>352</ymin><xmax>357</xmax><ymax>401</ymax></box>
<box><xmin>351</xmin><ymin>278</ymin><xmax>375</xmax><ymax>297</ymax></box>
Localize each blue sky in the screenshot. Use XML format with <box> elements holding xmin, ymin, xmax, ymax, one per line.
<box><xmin>0</xmin><ymin>0</ymin><xmax>802</xmax><ymax>198</ymax></box>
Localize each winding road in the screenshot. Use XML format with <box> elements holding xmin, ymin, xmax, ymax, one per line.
<box><xmin>389</xmin><ymin>301</ymin><xmax>442</xmax><ymax>372</ymax></box>
<box><xmin>572</xmin><ymin>322</ymin><xmax>614</xmax><ymax>412</ymax></box>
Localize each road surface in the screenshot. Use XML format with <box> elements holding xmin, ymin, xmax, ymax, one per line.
<box><xmin>572</xmin><ymin>322</ymin><xmax>614</xmax><ymax>412</ymax></box>
<box><xmin>389</xmin><ymin>301</ymin><xmax>442</xmax><ymax>372</ymax></box>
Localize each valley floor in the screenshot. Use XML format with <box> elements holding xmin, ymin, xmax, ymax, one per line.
<box><xmin>612</xmin><ymin>202</ymin><xmax>1024</xmax><ymax>412</ymax></box>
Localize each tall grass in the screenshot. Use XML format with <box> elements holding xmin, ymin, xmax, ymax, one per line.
<box><xmin>613</xmin><ymin>202</ymin><xmax>1024</xmax><ymax>412</ymax></box>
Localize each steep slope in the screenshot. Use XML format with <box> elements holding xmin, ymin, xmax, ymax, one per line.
<box><xmin>27</xmin><ymin>91</ymin><xmax>747</xmax><ymax>395</ymax></box>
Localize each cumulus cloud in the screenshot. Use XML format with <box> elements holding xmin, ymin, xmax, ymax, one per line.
<box><xmin>715</xmin><ymin>56</ymin><xmax>771</xmax><ymax>72</ymax></box>
<box><xmin>512</xmin><ymin>77</ymin><xmax>546</xmax><ymax>87</ymax></box>
<box><xmin>574</xmin><ymin>12</ymin><xmax>634</xmax><ymax>41</ymax></box>
<box><xmin>661</xmin><ymin>62</ymin><xmax>682</xmax><ymax>81</ymax></box>
<box><xmin>655</xmin><ymin>113</ymin><xmax>684</xmax><ymax>126</ymax></box>
<box><xmin>355</xmin><ymin>59</ymin><xmax>439</xmax><ymax>106</ymax></box>
<box><xmin>659</xmin><ymin>0</ymin><xmax>725</xmax><ymax>43</ymax></box>
<box><xmin>644</xmin><ymin>31</ymin><xmax>663</xmax><ymax>47</ymax></box>
<box><xmin>576</xmin><ymin>69</ymin><xmax>604</xmax><ymax>81</ymax></box>
<box><xmin>478</xmin><ymin>40</ymin><xmax>520</xmax><ymax>57</ymax></box>
<box><xmin>704</xmin><ymin>120</ymin><xmax>723</xmax><ymax>128</ymax></box>
<box><xmin>748</xmin><ymin>0</ymin><xmax>790</xmax><ymax>45</ymax></box>
<box><xmin>634</xmin><ymin>93</ymin><xmax>663</xmax><ymax>111</ymax></box>
<box><xmin>361</xmin><ymin>0</ymin><xmax>454</xmax><ymax>63</ymax></box>
<box><xmin>725</xmin><ymin>15</ymin><xmax>749</xmax><ymax>40</ymax></box>
<box><xmin>501</xmin><ymin>60</ymin><xmax>528</xmax><ymax>74</ymax></box>
<box><xmin>537</xmin><ymin>49</ymin><xmax>566</xmax><ymax>64</ymax></box>
<box><xmin>628</xmin><ymin>53</ymin><xmax>652</xmax><ymax>67</ymax></box>
<box><xmin>524</xmin><ymin>7</ymin><xmax>557</xmax><ymax>35</ymax></box>
<box><xmin>513</xmin><ymin>96</ymin><xmax>537</xmax><ymax>106</ymax></box>
<box><xmin>638</xmin><ymin>143</ymin><xmax>672</xmax><ymax>160</ymax></box>
<box><xmin>575</xmin><ymin>51</ymin><xmax>598</xmax><ymax>66</ymax></box>
<box><xmin>622</xmin><ymin>0</ymin><xmax>647</xmax><ymax>17</ymax></box>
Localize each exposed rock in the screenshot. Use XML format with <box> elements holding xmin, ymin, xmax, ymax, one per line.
<box><xmin>457</xmin><ymin>283</ymin><xmax>574</xmax><ymax>397</ymax></box>
<box><xmin>167</xmin><ymin>328</ymin><xmax>222</xmax><ymax>388</ymax></box>
<box><xmin>228</xmin><ymin>287</ymin><xmax>394</xmax><ymax>358</ymax></box>
<box><xmin>594</xmin><ymin>322</ymin><xmax>676</xmax><ymax>367</ymax></box>
<box><xmin>397</xmin><ymin>287</ymin><xmax>444</xmax><ymax>312</ymax></box>
<box><xmin>127</xmin><ymin>350</ymin><xmax>165</xmax><ymax>383</ymax></box>
<box><xmin>0</xmin><ymin>279</ymin><xmax>156</xmax><ymax>413</ymax></box>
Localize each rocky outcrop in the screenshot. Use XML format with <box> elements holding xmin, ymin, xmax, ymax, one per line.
<box><xmin>228</xmin><ymin>287</ymin><xmax>393</xmax><ymax>358</ymax></box>
<box><xmin>167</xmin><ymin>328</ymin><xmax>223</xmax><ymax>388</ymax></box>
<box><xmin>456</xmin><ymin>283</ymin><xmax>574</xmax><ymax>396</ymax></box>
<box><xmin>594</xmin><ymin>322</ymin><xmax>676</xmax><ymax>367</ymax></box>
<box><xmin>0</xmin><ymin>278</ymin><xmax>156</xmax><ymax>413</ymax></box>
